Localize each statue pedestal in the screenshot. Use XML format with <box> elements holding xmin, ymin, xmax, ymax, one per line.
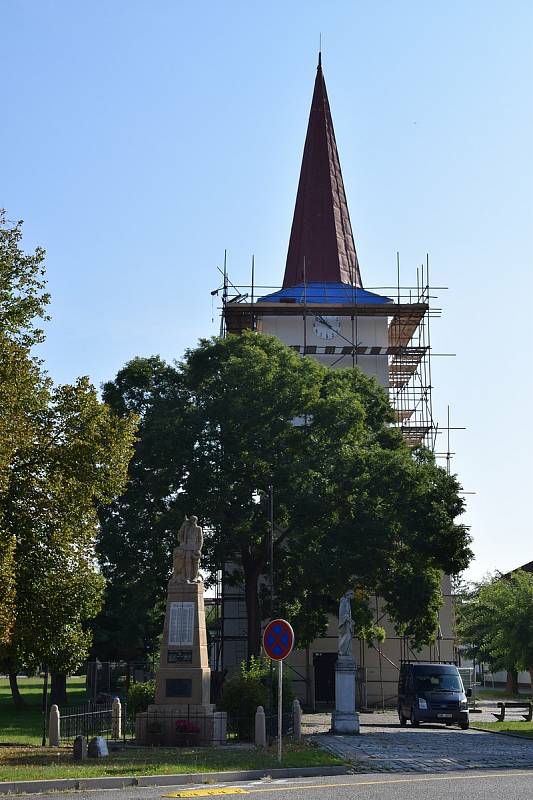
<box><xmin>136</xmin><ymin>578</ymin><xmax>226</xmax><ymax>745</ymax></box>
<box><xmin>154</xmin><ymin>581</ymin><xmax>211</xmax><ymax>707</ymax></box>
<box><xmin>331</xmin><ymin>656</ymin><xmax>360</xmax><ymax>734</ymax></box>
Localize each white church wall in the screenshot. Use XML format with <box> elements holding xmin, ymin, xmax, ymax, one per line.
<box><xmin>259</xmin><ymin>313</ymin><xmax>390</xmax><ymax>388</ymax></box>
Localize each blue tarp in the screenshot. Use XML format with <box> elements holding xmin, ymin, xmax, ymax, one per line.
<box><xmin>257</xmin><ymin>282</ymin><xmax>393</xmax><ymax>305</ymax></box>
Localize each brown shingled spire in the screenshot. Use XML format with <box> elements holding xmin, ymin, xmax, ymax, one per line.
<box><xmin>283</xmin><ymin>56</ymin><xmax>362</xmax><ymax>288</ymax></box>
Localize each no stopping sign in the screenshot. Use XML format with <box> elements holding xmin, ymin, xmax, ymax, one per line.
<box><xmin>263</xmin><ymin>619</ymin><xmax>294</xmax><ymax>661</ymax></box>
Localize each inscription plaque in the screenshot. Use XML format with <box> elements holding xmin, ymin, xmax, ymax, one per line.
<box><xmin>167</xmin><ymin>650</ymin><xmax>193</xmax><ymax>664</ymax></box>
<box><xmin>168</xmin><ymin>602</ymin><xmax>194</xmax><ymax>646</ymax></box>
<box><xmin>166</xmin><ymin>678</ymin><xmax>192</xmax><ymax>697</ymax></box>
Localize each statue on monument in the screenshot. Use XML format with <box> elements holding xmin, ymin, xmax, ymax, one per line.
<box><xmin>338</xmin><ymin>589</ymin><xmax>355</xmax><ymax>658</ymax></box>
<box><xmin>173</xmin><ymin>515</ymin><xmax>204</xmax><ymax>583</ymax></box>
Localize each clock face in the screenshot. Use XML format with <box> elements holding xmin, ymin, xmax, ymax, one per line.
<box><xmin>312</xmin><ymin>315</ymin><xmax>341</xmax><ymax>340</ymax></box>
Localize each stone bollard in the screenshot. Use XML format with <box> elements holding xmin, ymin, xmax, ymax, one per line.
<box><xmin>212</xmin><ymin>711</ymin><xmax>227</xmax><ymax>746</ymax></box>
<box><xmin>293</xmin><ymin>698</ymin><xmax>302</xmax><ymax>741</ymax></box>
<box><xmin>111</xmin><ymin>697</ymin><xmax>122</xmax><ymax>740</ymax></box>
<box><xmin>49</xmin><ymin>704</ymin><xmax>60</xmax><ymax>747</ymax></box>
<box><xmin>255</xmin><ymin>705</ymin><xmax>266</xmax><ymax>747</ymax></box>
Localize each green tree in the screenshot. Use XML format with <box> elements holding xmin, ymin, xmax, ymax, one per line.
<box><xmin>0</xmin><ymin>213</ymin><xmax>137</xmax><ymax>705</ymax></box>
<box><xmin>458</xmin><ymin>570</ymin><xmax>533</xmax><ymax>689</ymax></box>
<box><xmin>0</xmin><ymin>211</ymin><xmax>50</xmax><ymax>651</ymax></box>
<box><xmin>97</xmin><ymin>333</ymin><xmax>471</xmax><ymax>659</ymax></box>
<box><xmin>4</xmin><ymin>378</ymin><xmax>137</xmax><ymax>703</ymax></box>
<box><xmin>95</xmin><ymin>356</ymin><xmax>191</xmax><ymax>659</ymax></box>
<box><xmin>0</xmin><ymin>338</ymin><xmax>47</xmax><ymax>650</ymax></box>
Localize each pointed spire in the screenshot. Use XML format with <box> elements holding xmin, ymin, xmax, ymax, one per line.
<box><xmin>283</xmin><ymin>57</ymin><xmax>362</xmax><ymax>288</ymax></box>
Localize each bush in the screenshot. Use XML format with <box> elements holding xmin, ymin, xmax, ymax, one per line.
<box><xmin>220</xmin><ymin>657</ymin><xmax>294</xmax><ymax>740</ymax></box>
<box><xmin>127</xmin><ymin>680</ymin><xmax>155</xmax><ymax>722</ymax></box>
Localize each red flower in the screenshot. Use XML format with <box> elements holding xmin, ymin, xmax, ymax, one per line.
<box><xmin>175</xmin><ymin>719</ymin><xmax>200</xmax><ymax>734</ymax></box>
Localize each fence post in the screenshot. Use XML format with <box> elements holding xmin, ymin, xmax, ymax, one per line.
<box><xmin>292</xmin><ymin>699</ymin><xmax>302</xmax><ymax>741</ymax></box>
<box><xmin>111</xmin><ymin>697</ymin><xmax>122</xmax><ymax>740</ymax></box>
<box><xmin>49</xmin><ymin>704</ymin><xmax>60</xmax><ymax>746</ymax></box>
<box><xmin>255</xmin><ymin>705</ymin><xmax>266</xmax><ymax>747</ymax></box>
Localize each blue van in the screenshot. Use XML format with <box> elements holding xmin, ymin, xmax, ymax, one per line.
<box><xmin>397</xmin><ymin>662</ymin><xmax>470</xmax><ymax>729</ymax></box>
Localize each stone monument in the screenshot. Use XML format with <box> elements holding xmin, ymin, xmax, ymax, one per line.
<box><xmin>136</xmin><ymin>515</ymin><xmax>226</xmax><ymax>745</ymax></box>
<box><xmin>331</xmin><ymin>589</ymin><xmax>360</xmax><ymax>734</ymax></box>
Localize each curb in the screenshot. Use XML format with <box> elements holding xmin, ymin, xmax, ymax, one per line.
<box><xmin>470</xmin><ymin>726</ymin><xmax>533</xmax><ymax>742</ymax></box>
<box><xmin>0</xmin><ymin>765</ymin><xmax>349</xmax><ymax>795</ymax></box>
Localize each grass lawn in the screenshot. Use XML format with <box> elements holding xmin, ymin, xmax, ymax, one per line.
<box><xmin>0</xmin><ymin>679</ymin><xmax>343</xmax><ymax>781</ymax></box>
<box><xmin>0</xmin><ymin>741</ymin><xmax>343</xmax><ymax>782</ymax></box>
<box><xmin>0</xmin><ymin>677</ymin><xmax>87</xmax><ymax>746</ymax></box>
<box><xmin>471</xmin><ymin>721</ymin><xmax>533</xmax><ymax>739</ymax></box>
<box><xmin>475</xmin><ymin>688</ymin><xmax>532</xmax><ymax>701</ymax></box>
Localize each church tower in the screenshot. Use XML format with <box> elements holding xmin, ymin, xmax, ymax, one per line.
<box><xmin>220</xmin><ymin>57</ymin><xmax>453</xmax><ymax>703</ymax></box>
<box><xmin>254</xmin><ymin>54</ymin><xmax>392</xmax><ymax>390</ymax></box>
<box><xmin>224</xmin><ymin>56</ymin><xmax>433</xmax><ymax>451</ymax></box>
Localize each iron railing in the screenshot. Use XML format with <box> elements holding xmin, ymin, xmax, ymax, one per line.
<box><xmin>60</xmin><ymin>700</ymin><xmax>129</xmax><ymax>742</ymax></box>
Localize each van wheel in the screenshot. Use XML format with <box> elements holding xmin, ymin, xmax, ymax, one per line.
<box><xmin>411</xmin><ymin>708</ymin><xmax>420</xmax><ymax>727</ymax></box>
<box><xmin>460</xmin><ymin>722</ymin><xmax>469</xmax><ymax>730</ymax></box>
<box><xmin>399</xmin><ymin>712</ymin><xmax>407</xmax><ymax>727</ymax></box>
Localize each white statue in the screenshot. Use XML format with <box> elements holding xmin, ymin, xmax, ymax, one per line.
<box><xmin>338</xmin><ymin>589</ymin><xmax>355</xmax><ymax>657</ymax></box>
<box><xmin>173</xmin><ymin>515</ymin><xmax>203</xmax><ymax>583</ymax></box>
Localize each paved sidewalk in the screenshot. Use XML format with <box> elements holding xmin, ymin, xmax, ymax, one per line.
<box><xmin>304</xmin><ymin>709</ymin><xmax>533</xmax><ymax>773</ymax></box>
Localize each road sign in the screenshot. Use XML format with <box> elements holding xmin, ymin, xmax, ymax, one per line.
<box><xmin>262</xmin><ymin>619</ymin><xmax>295</xmax><ymax>765</ymax></box>
<box><xmin>263</xmin><ymin>619</ymin><xmax>294</xmax><ymax>661</ymax></box>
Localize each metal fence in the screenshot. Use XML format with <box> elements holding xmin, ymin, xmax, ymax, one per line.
<box><xmin>58</xmin><ymin>702</ymin><xmax>293</xmax><ymax>747</ymax></box>
<box><xmin>60</xmin><ymin>700</ymin><xmax>130</xmax><ymax>742</ymax></box>
<box><xmin>225</xmin><ymin>710</ymin><xmax>293</xmax><ymax>744</ymax></box>
<box><xmin>85</xmin><ymin>660</ymin><xmax>155</xmax><ymax>702</ymax></box>
<box><xmin>135</xmin><ymin>706</ymin><xmax>293</xmax><ymax>746</ymax></box>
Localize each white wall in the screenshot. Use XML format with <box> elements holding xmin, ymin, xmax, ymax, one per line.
<box><xmin>259</xmin><ymin>312</ymin><xmax>389</xmax><ymax>388</ymax></box>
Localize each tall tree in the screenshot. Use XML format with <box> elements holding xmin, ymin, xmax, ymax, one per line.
<box><xmin>458</xmin><ymin>570</ymin><xmax>533</xmax><ymax>689</ymax></box>
<box><xmin>0</xmin><ymin>211</ymin><xmax>49</xmax><ymax>651</ymax></box>
<box><xmin>4</xmin><ymin>378</ymin><xmax>137</xmax><ymax>703</ymax></box>
<box><xmin>95</xmin><ymin>356</ymin><xmax>191</xmax><ymax>659</ymax></box>
<box><xmin>97</xmin><ymin>333</ymin><xmax>471</xmax><ymax>659</ymax></box>
<box><xmin>182</xmin><ymin>334</ymin><xmax>470</xmax><ymax>653</ymax></box>
<box><xmin>0</xmin><ymin>213</ymin><xmax>137</xmax><ymax>705</ymax></box>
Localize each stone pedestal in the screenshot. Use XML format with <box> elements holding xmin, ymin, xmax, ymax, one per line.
<box><xmin>331</xmin><ymin>655</ymin><xmax>360</xmax><ymax>734</ymax></box>
<box><xmin>136</xmin><ymin>576</ymin><xmax>224</xmax><ymax>745</ymax></box>
<box><xmin>155</xmin><ymin>581</ymin><xmax>211</xmax><ymax>707</ymax></box>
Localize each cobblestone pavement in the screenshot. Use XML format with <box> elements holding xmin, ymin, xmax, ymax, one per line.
<box><xmin>303</xmin><ymin>707</ymin><xmax>533</xmax><ymax>773</ymax></box>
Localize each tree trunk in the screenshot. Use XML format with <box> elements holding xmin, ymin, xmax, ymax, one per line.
<box><xmin>50</xmin><ymin>672</ymin><xmax>68</xmax><ymax>706</ymax></box>
<box><xmin>241</xmin><ymin>537</ymin><xmax>269</xmax><ymax>661</ymax></box>
<box><xmin>506</xmin><ymin>669</ymin><xmax>518</xmax><ymax>695</ymax></box>
<box><xmin>9</xmin><ymin>672</ymin><xmax>25</xmax><ymax>708</ymax></box>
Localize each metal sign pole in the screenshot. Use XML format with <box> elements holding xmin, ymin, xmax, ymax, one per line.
<box><xmin>263</xmin><ymin>617</ymin><xmax>294</xmax><ymax>763</ymax></box>
<box><xmin>278</xmin><ymin>659</ymin><xmax>283</xmax><ymax>764</ymax></box>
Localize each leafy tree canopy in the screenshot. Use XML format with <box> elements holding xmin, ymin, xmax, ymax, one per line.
<box><xmin>0</xmin><ymin>211</ymin><xmax>50</xmax><ymax>348</ymax></box>
<box><xmin>0</xmin><ymin>211</ymin><xmax>50</xmax><ymax>647</ymax></box>
<box><xmin>98</xmin><ymin>332</ymin><xmax>471</xmax><ymax>658</ymax></box>
<box><xmin>6</xmin><ymin>378</ymin><xmax>137</xmax><ymax>676</ymax></box>
<box><xmin>458</xmin><ymin>570</ymin><xmax>533</xmax><ymax>681</ymax></box>
<box><xmin>0</xmin><ymin>213</ymin><xmax>137</xmax><ymax>696</ymax></box>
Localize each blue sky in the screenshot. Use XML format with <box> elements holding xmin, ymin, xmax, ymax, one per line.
<box><xmin>2</xmin><ymin>1</ymin><xmax>532</xmax><ymax>581</ymax></box>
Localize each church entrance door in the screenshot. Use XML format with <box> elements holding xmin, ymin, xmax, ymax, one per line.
<box><xmin>313</xmin><ymin>652</ymin><xmax>337</xmax><ymax>704</ymax></box>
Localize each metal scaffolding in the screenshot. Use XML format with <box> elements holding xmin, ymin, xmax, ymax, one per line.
<box><xmin>217</xmin><ymin>254</ymin><xmax>449</xmax><ymax>451</ymax></box>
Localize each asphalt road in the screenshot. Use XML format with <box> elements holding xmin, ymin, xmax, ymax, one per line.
<box><xmin>8</xmin><ymin>771</ymin><xmax>533</xmax><ymax>800</ymax></box>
